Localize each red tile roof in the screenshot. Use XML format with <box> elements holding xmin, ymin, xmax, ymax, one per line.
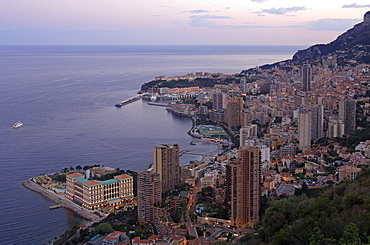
<box><xmin>68</xmin><ymin>173</ymin><xmax>84</xmax><ymax>178</ymax></box>
<box><xmin>115</xmin><ymin>174</ymin><xmax>132</xmax><ymax>179</ymax></box>
<box><xmin>105</xmin><ymin>236</ymin><xmax>116</xmax><ymax>241</ymax></box>
<box><xmin>84</xmin><ymin>180</ymin><xmax>101</xmax><ymax>186</ymax></box>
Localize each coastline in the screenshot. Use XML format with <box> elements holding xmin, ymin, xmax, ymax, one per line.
<box><xmin>20</xmin><ymin>108</ymin><xmax>225</xmax><ymax>238</ymax></box>
<box><xmin>22</xmin><ymin>178</ymin><xmax>102</xmax><ymax>222</ymax></box>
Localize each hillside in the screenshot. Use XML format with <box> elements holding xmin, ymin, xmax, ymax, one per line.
<box><xmin>293</xmin><ymin>11</ymin><xmax>370</xmax><ymax>62</ymax></box>
<box><xmin>239</xmin><ymin>167</ymin><xmax>370</xmax><ymax>244</ymax></box>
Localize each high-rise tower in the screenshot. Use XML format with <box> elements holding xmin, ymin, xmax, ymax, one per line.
<box><xmin>212</xmin><ymin>89</ymin><xmax>227</xmax><ymax>111</ymax></box>
<box><xmin>137</xmin><ymin>170</ymin><xmax>162</xmax><ymax>223</ymax></box>
<box><xmin>309</xmin><ymin>104</ymin><xmax>324</xmax><ymax>139</ymax></box>
<box><xmin>301</xmin><ymin>64</ymin><xmax>312</xmax><ymax>91</ymax></box>
<box><xmin>298</xmin><ymin>107</ymin><xmax>312</xmax><ymax>150</ymax></box>
<box><xmin>226</xmin><ymin>96</ymin><xmax>244</xmax><ymax>130</ymax></box>
<box><xmin>153</xmin><ymin>144</ymin><xmax>180</xmax><ymax>193</ymax></box>
<box><xmin>339</xmin><ymin>99</ymin><xmax>356</xmax><ymax>135</ymax></box>
<box><xmin>227</xmin><ymin>146</ymin><xmax>260</xmax><ymax>228</ymax></box>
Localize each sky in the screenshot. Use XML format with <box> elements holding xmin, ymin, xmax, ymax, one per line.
<box><xmin>1</xmin><ymin>0</ymin><xmax>370</xmax><ymax>46</ymax></box>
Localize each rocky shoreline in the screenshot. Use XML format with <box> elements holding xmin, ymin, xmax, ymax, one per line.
<box><xmin>22</xmin><ymin>179</ymin><xmax>101</xmax><ymax>222</ymax></box>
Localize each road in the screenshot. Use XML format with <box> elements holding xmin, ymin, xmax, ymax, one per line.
<box><xmin>185</xmin><ymin>185</ymin><xmax>200</xmax><ymax>238</ymax></box>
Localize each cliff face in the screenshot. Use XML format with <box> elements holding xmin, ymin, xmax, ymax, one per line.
<box><xmin>293</xmin><ymin>11</ymin><xmax>370</xmax><ymax>62</ymax></box>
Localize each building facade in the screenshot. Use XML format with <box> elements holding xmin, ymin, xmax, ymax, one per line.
<box><xmin>339</xmin><ymin>99</ymin><xmax>356</xmax><ymax>135</ymax></box>
<box><xmin>227</xmin><ymin>146</ymin><xmax>261</xmax><ymax>228</ymax></box>
<box><xmin>239</xmin><ymin>124</ymin><xmax>258</xmax><ymax>147</ymax></box>
<box><xmin>137</xmin><ymin>170</ymin><xmax>162</xmax><ymax>224</ymax></box>
<box><xmin>65</xmin><ymin>173</ymin><xmax>133</xmax><ymax>210</ymax></box>
<box><xmin>226</xmin><ymin>96</ymin><xmax>244</xmax><ymax>130</ymax></box>
<box><xmin>298</xmin><ymin>107</ymin><xmax>312</xmax><ymax>150</ymax></box>
<box><xmin>309</xmin><ymin>104</ymin><xmax>324</xmax><ymax>139</ymax></box>
<box><xmin>153</xmin><ymin>144</ymin><xmax>180</xmax><ymax>193</ymax></box>
<box><xmin>212</xmin><ymin>90</ymin><xmax>227</xmax><ymax>111</ymax></box>
<box><xmin>301</xmin><ymin>64</ymin><xmax>312</xmax><ymax>91</ymax></box>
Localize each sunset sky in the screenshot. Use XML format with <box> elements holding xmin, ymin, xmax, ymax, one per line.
<box><xmin>1</xmin><ymin>0</ymin><xmax>369</xmax><ymax>46</ymax></box>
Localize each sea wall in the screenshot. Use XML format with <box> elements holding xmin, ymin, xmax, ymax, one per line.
<box><xmin>22</xmin><ymin>179</ymin><xmax>101</xmax><ymax>221</ymax></box>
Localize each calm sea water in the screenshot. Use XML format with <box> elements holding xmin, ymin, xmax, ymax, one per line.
<box><xmin>0</xmin><ymin>45</ymin><xmax>301</xmax><ymax>244</ymax></box>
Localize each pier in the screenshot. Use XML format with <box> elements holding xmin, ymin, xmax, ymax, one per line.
<box><xmin>115</xmin><ymin>93</ymin><xmax>148</xmax><ymax>107</ymax></box>
<box><xmin>147</xmin><ymin>102</ymin><xmax>169</xmax><ymax>107</ymax></box>
<box><xmin>49</xmin><ymin>204</ymin><xmax>62</xmax><ymax>210</ymax></box>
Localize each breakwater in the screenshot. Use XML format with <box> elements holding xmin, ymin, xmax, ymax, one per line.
<box><xmin>22</xmin><ymin>179</ymin><xmax>101</xmax><ymax>222</ymax></box>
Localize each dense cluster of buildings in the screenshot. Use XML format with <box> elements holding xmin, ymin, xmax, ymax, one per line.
<box><xmin>137</xmin><ymin>143</ymin><xmax>262</xmax><ymax>235</ymax></box>
<box><xmin>63</xmin><ymin>55</ymin><xmax>370</xmax><ymax>243</ymax></box>
<box><xmin>64</xmin><ymin>16</ymin><xmax>370</xmax><ymax>244</ymax></box>
<box><xmin>133</xmin><ymin>45</ymin><xmax>370</xmax><ymax>238</ymax></box>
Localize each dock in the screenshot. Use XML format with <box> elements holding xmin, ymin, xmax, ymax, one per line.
<box><xmin>147</xmin><ymin>102</ymin><xmax>169</xmax><ymax>107</ymax></box>
<box><xmin>115</xmin><ymin>93</ymin><xmax>148</xmax><ymax>107</ymax></box>
<box><xmin>49</xmin><ymin>204</ymin><xmax>63</xmax><ymax>210</ymax></box>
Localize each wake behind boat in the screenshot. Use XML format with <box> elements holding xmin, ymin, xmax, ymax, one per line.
<box><xmin>12</xmin><ymin>121</ymin><xmax>23</xmax><ymax>129</ymax></box>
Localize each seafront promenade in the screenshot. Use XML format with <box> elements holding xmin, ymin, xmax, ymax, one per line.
<box><xmin>22</xmin><ymin>178</ymin><xmax>102</xmax><ymax>222</ymax></box>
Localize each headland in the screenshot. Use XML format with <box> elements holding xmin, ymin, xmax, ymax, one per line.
<box><xmin>22</xmin><ymin>178</ymin><xmax>102</xmax><ymax>222</ymax></box>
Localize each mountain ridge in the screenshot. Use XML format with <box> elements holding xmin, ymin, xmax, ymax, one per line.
<box><xmin>293</xmin><ymin>11</ymin><xmax>370</xmax><ymax>62</ymax></box>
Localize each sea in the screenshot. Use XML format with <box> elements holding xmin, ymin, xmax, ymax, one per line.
<box><xmin>0</xmin><ymin>45</ymin><xmax>302</xmax><ymax>244</ymax></box>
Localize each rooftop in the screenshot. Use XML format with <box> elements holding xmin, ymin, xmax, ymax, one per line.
<box><xmin>101</xmin><ymin>179</ymin><xmax>120</xmax><ymax>185</ymax></box>
<box><xmin>115</xmin><ymin>174</ymin><xmax>132</xmax><ymax>180</ymax></box>
<box><xmin>84</xmin><ymin>180</ymin><xmax>101</xmax><ymax>186</ymax></box>
<box><xmin>68</xmin><ymin>173</ymin><xmax>84</xmax><ymax>178</ymax></box>
<box><xmin>75</xmin><ymin>178</ymin><xmax>89</xmax><ymax>184</ymax></box>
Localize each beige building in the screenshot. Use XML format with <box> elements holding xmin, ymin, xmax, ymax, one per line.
<box><xmin>338</xmin><ymin>165</ymin><xmax>361</xmax><ymax>181</ymax></box>
<box><xmin>226</xmin><ymin>96</ymin><xmax>244</xmax><ymax>130</ymax></box>
<box><xmin>137</xmin><ymin>170</ymin><xmax>162</xmax><ymax>224</ymax></box>
<box><xmin>65</xmin><ymin>173</ymin><xmax>133</xmax><ymax>210</ymax></box>
<box><xmin>153</xmin><ymin>144</ymin><xmax>180</xmax><ymax>193</ymax></box>
<box><xmin>298</xmin><ymin>107</ymin><xmax>312</xmax><ymax>150</ymax></box>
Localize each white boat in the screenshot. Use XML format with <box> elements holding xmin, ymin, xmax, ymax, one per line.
<box><xmin>150</xmin><ymin>95</ymin><xmax>158</xmax><ymax>102</ymax></box>
<box><xmin>12</xmin><ymin>121</ymin><xmax>23</xmax><ymax>128</ymax></box>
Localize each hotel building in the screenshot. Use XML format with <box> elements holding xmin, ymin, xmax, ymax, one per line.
<box><xmin>65</xmin><ymin>173</ymin><xmax>134</xmax><ymax>210</ymax></box>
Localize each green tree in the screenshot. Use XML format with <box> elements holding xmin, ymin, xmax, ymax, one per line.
<box><xmin>340</xmin><ymin>223</ymin><xmax>360</xmax><ymax>245</ymax></box>
<box><xmin>95</xmin><ymin>223</ymin><xmax>114</xmax><ymax>235</ymax></box>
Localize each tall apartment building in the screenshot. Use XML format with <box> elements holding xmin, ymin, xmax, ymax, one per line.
<box><xmin>239</xmin><ymin>124</ymin><xmax>258</xmax><ymax>147</ymax></box>
<box><xmin>153</xmin><ymin>144</ymin><xmax>180</xmax><ymax>193</ymax></box>
<box><xmin>65</xmin><ymin>173</ymin><xmax>133</xmax><ymax>210</ymax></box>
<box><xmin>241</xmin><ymin>109</ymin><xmax>251</xmax><ymax>127</ymax></box>
<box><xmin>212</xmin><ymin>90</ymin><xmax>227</xmax><ymax>111</ymax></box>
<box><xmin>240</xmin><ymin>77</ymin><xmax>247</xmax><ymax>93</ymax></box>
<box><xmin>309</xmin><ymin>104</ymin><xmax>324</xmax><ymax>139</ymax></box>
<box><xmin>327</xmin><ymin>118</ymin><xmax>345</xmax><ymax>138</ymax></box>
<box><xmin>301</xmin><ymin>64</ymin><xmax>312</xmax><ymax>91</ymax></box>
<box><xmin>226</xmin><ymin>96</ymin><xmax>244</xmax><ymax>130</ymax></box>
<box><xmin>339</xmin><ymin>99</ymin><xmax>356</xmax><ymax>135</ymax></box>
<box><xmin>298</xmin><ymin>107</ymin><xmax>312</xmax><ymax>150</ymax></box>
<box><xmin>226</xmin><ymin>146</ymin><xmax>260</xmax><ymax>228</ymax></box>
<box><xmin>137</xmin><ymin>170</ymin><xmax>162</xmax><ymax>224</ymax></box>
